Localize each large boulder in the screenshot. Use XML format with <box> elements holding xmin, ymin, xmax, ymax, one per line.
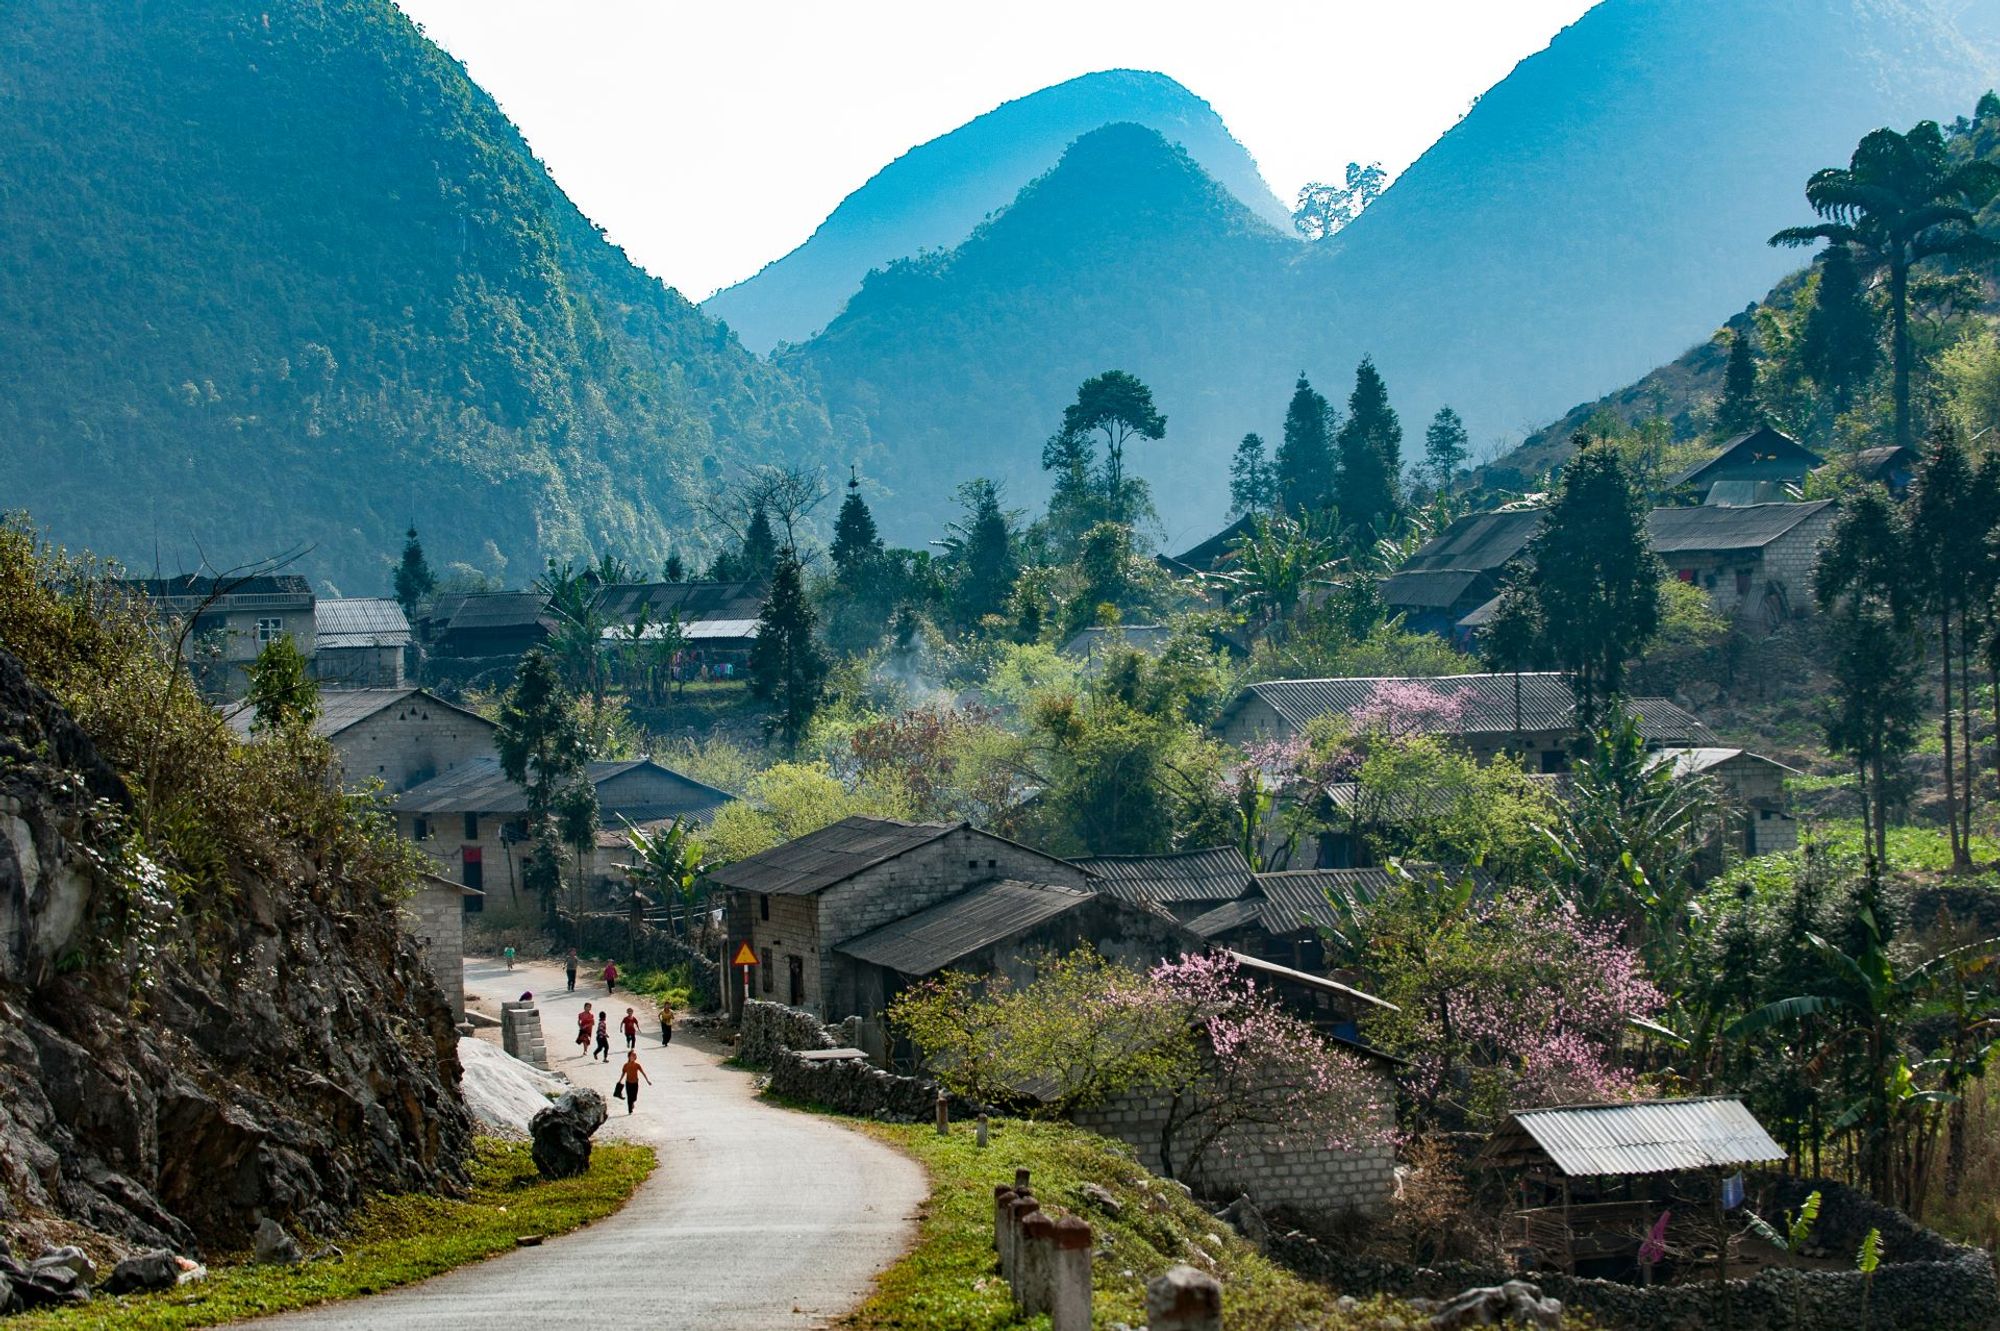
<box><xmin>529</xmin><ymin>1089</ymin><xmax>607</xmax><ymax>1179</ymax></box>
<box><xmin>253</xmin><ymin>1217</ymin><xmax>303</xmax><ymax>1266</ymax></box>
<box><xmin>1420</xmin><ymin>1280</ymin><xmax>1563</xmax><ymax>1329</ymax></box>
<box><xmin>102</xmin><ymin>1250</ymin><xmax>180</xmax><ymax>1295</ymax></box>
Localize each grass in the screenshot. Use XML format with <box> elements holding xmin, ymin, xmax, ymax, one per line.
<box><xmin>14</xmin><ymin>1139</ymin><xmax>654</xmax><ymax>1331</ymax></box>
<box><xmin>624</xmin><ymin>962</ymin><xmax>697</xmax><ymax>1011</ymax></box>
<box><xmin>1810</xmin><ymin>817</ymin><xmax>2000</xmax><ymax>874</ymax></box>
<box><xmin>842</xmin><ymin>1117</ymin><xmax>1429</xmax><ymax>1331</ymax></box>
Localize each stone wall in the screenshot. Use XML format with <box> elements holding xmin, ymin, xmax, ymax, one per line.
<box><xmin>404</xmin><ymin>877</ymin><xmax>467</xmax><ymax>1016</ymax></box>
<box><xmin>735</xmin><ymin>998</ymin><xmax>848</xmax><ymax>1068</ymax></box>
<box><xmin>569</xmin><ymin>913</ymin><xmax>721</xmax><ymax>1006</ymax></box>
<box><xmin>767</xmin><ymin>1048</ymin><xmax>975</xmax><ymax>1122</ymax></box>
<box><xmin>1072</xmin><ymin>1069</ymin><xmax>1399</xmax><ymax>1219</ymax></box>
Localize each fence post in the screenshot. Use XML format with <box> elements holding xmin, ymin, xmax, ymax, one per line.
<box><xmin>1146</xmin><ymin>1265</ymin><xmax>1222</xmax><ymax>1331</ymax></box>
<box><xmin>1004</xmin><ymin>1196</ymin><xmax>1040</xmax><ymax>1305</ymax></box>
<box><xmin>935</xmin><ymin>1090</ymin><xmax>950</xmax><ymax>1135</ymax></box>
<box><xmin>993</xmin><ymin>1185</ymin><xmax>1014</xmax><ymax>1256</ymax></box>
<box><xmin>976</xmin><ymin>1113</ymin><xmax>989</xmax><ymax>1148</ymax></box>
<box><xmin>1020</xmin><ymin>1212</ymin><xmax>1055</xmax><ymax>1317</ymax></box>
<box><xmin>1048</xmin><ymin>1216</ymin><xmax>1093</xmax><ymax>1331</ymax></box>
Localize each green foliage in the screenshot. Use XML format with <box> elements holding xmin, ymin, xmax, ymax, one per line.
<box><xmin>1422</xmin><ymin>407</ymin><xmax>1470</xmax><ymax>493</ymax></box>
<box><xmin>1800</xmin><ymin>244</ymin><xmax>1881</xmax><ymax>410</ymax></box>
<box><xmin>1228</xmin><ymin>432</ymin><xmax>1277</xmax><ymax>517</ymax></box>
<box><xmin>496</xmin><ymin>649</ymin><xmax>590</xmax><ymax>920</ymax></box>
<box><xmin>702</xmin><ymin>762</ymin><xmax>912</xmax><ymax>863</ymax></box>
<box><xmin>1344</xmin><ymin>736</ymin><xmax>1553</xmax><ymax>882</ymax></box>
<box><xmin>391</xmin><ymin>527</ymin><xmax>436</xmax><ymax>613</ymax></box>
<box><xmin>1334</xmin><ymin>356</ymin><xmax>1405</xmax><ymax>537</ymax></box>
<box><xmin>12</xmin><ymin>1140</ymin><xmax>653</xmax><ymax>1331</ymax></box>
<box><xmin>748</xmin><ymin>547</ymin><xmax>829</xmax><ymax>749</ymax></box>
<box><xmin>938</xmin><ymin>479</ymin><xmax>1020</xmax><ymax>628</ymax></box>
<box><xmin>243</xmin><ymin>634</ymin><xmax>320</xmax><ymax>737</ymax></box>
<box><xmin>1716</xmin><ymin>326</ymin><xmax>1764</xmax><ymax>435</ymax></box>
<box><xmin>1276</xmin><ymin>375</ymin><xmax>1336</xmax><ymax>515</ymax></box>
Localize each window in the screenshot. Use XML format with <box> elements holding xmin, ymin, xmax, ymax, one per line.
<box><xmin>760</xmin><ymin>947</ymin><xmax>774</xmax><ymax>994</ymax></box>
<box><xmin>463</xmin><ymin>812</ymin><xmax>479</xmax><ymax>840</ymax></box>
<box><xmin>412</xmin><ymin>817</ymin><xmax>430</xmax><ymax>841</ymax></box>
<box><xmin>462</xmin><ymin>846</ymin><xmax>483</xmax><ymax>894</ymax></box>
<box><xmin>255</xmin><ymin>616</ymin><xmax>283</xmax><ymax>643</ymax></box>
<box><xmin>759</xmin><ymin>894</ymin><xmax>770</xmax><ymax>921</ymax></box>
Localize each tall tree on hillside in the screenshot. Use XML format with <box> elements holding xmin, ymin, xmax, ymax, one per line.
<box><xmin>1423</xmin><ymin>407</ymin><xmax>1469</xmax><ymax>495</ymax></box>
<box><xmin>942</xmin><ymin>478</ymin><xmax>1019</xmax><ymax>626</ymax></box>
<box><xmin>1335</xmin><ymin>356</ymin><xmax>1405</xmax><ymax>537</ymax></box>
<box><xmin>829</xmin><ymin>470</ymin><xmax>884</xmax><ymax>579</ymax></box>
<box><xmin>662</xmin><ymin>551</ymin><xmax>686</xmax><ymax>583</ymax></box>
<box><xmin>1276</xmin><ymin>376</ymin><xmax>1335</xmax><ymax>516</ymax></box>
<box><xmin>1716</xmin><ymin>327</ymin><xmax>1764</xmax><ymax>435</ymax></box>
<box><xmin>392</xmin><ymin>526</ymin><xmax>435</xmax><ymax>614</ymax></box>
<box><xmin>1228</xmin><ymin>433</ymin><xmax>1277</xmax><ymax>517</ymax></box>
<box><xmin>1057</xmin><ymin>370</ymin><xmax>1166</xmax><ymax>526</ymax></box>
<box><xmin>1522</xmin><ymin>436</ymin><xmax>1663</xmax><ymax>728</ymax></box>
<box><xmin>1293</xmin><ymin>161</ymin><xmax>1389</xmax><ymax>241</ymax></box>
<box><xmin>497</xmin><ymin>649</ymin><xmax>591</xmax><ymax>920</ymax></box>
<box><xmin>1907</xmin><ymin>428</ymin><xmax>1989</xmax><ymax>871</ymax></box>
<box><xmin>1814</xmin><ymin>489</ymin><xmax>1923</xmax><ymax>876</ymax></box>
<box><xmin>741</xmin><ymin>501</ymin><xmax>780</xmax><ymax>584</ymax></box>
<box><xmin>244</xmin><ymin>633</ymin><xmax>321</xmax><ymax>737</ymax></box>
<box><xmin>1800</xmin><ymin>244</ymin><xmax>1880</xmax><ymax>412</ymax></box>
<box><xmin>749</xmin><ymin>547</ymin><xmax>829</xmax><ymax>749</ymax></box>
<box><xmin>1772</xmin><ymin>120</ymin><xmax>2000</xmax><ymax>449</ymax></box>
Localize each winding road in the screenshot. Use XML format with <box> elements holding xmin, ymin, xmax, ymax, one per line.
<box><xmin>256</xmin><ymin>955</ymin><xmax>926</xmax><ymax>1330</ymax></box>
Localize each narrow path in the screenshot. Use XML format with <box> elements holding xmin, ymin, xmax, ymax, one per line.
<box><xmin>256</xmin><ymin>955</ymin><xmax>925</xmax><ymax>1330</ymax></box>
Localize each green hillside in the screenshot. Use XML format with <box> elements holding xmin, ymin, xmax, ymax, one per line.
<box><xmin>0</xmin><ymin>0</ymin><xmax>841</xmax><ymax>590</ymax></box>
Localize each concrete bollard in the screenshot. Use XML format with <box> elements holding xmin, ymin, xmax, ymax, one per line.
<box><xmin>1015</xmin><ymin>1167</ymin><xmax>1032</xmax><ymax>1197</ymax></box>
<box><xmin>993</xmin><ymin>1185</ymin><xmax>1014</xmax><ymax>1255</ymax></box>
<box><xmin>976</xmin><ymin>1113</ymin><xmax>989</xmax><ymax>1148</ymax></box>
<box><xmin>1147</xmin><ymin>1264</ymin><xmax>1223</xmax><ymax>1331</ymax></box>
<box><xmin>1005</xmin><ymin>1197</ymin><xmax>1041</xmax><ymax>1307</ymax></box>
<box><xmin>1019</xmin><ymin>1212</ymin><xmax>1055</xmax><ymax>1317</ymax></box>
<box><xmin>1048</xmin><ymin>1216</ymin><xmax>1093</xmax><ymax>1331</ymax></box>
<box><xmin>935</xmin><ymin>1090</ymin><xmax>950</xmax><ymax>1136</ymax></box>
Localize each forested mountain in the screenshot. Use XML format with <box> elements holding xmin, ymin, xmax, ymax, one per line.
<box><xmin>0</xmin><ymin>0</ymin><xmax>840</xmax><ymax>591</ymax></box>
<box><xmin>791</xmin><ymin>0</ymin><xmax>1999</xmax><ymax>546</ymax></box>
<box><xmin>703</xmin><ymin>70</ymin><xmax>1292</xmax><ymax>354</ymax></box>
<box><xmin>781</xmin><ymin>123</ymin><xmax>1301</xmax><ymax>546</ymax></box>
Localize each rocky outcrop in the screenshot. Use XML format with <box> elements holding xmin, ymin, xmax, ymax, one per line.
<box><xmin>529</xmin><ymin>1089</ymin><xmax>606</xmax><ymax>1179</ymax></box>
<box><xmin>0</xmin><ymin>648</ymin><xmax>472</xmax><ymax>1258</ymax></box>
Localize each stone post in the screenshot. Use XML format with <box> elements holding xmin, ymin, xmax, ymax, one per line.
<box><xmin>935</xmin><ymin>1090</ymin><xmax>950</xmax><ymax>1136</ymax></box>
<box><xmin>1146</xmin><ymin>1265</ymin><xmax>1222</xmax><ymax>1331</ymax></box>
<box><xmin>993</xmin><ymin>1185</ymin><xmax>1014</xmax><ymax>1255</ymax></box>
<box><xmin>1015</xmin><ymin>1167</ymin><xmax>1032</xmax><ymax>1196</ymax></box>
<box><xmin>976</xmin><ymin>1113</ymin><xmax>989</xmax><ymax>1148</ymax></box>
<box><xmin>1004</xmin><ymin>1196</ymin><xmax>1041</xmax><ymax>1306</ymax></box>
<box><xmin>1019</xmin><ymin>1212</ymin><xmax>1055</xmax><ymax>1317</ymax></box>
<box><xmin>1048</xmin><ymin>1216</ymin><xmax>1093</xmax><ymax>1331</ymax></box>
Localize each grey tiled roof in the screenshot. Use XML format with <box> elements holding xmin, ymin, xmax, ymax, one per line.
<box><xmin>315</xmin><ymin>597</ymin><xmax>411</xmax><ymax>648</ymax></box>
<box><xmin>391</xmin><ymin>757</ymin><xmax>733</xmax><ymax>820</ymax></box>
<box><xmin>1164</xmin><ymin>514</ymin><xmax>1258</xmax><ymax>573</ymax></box>
<box><xmin>1230</xmin><ymin>673</ymin><xmax>1712</xmax><ymax>744</ymax></box>
<box><xmin>591</xmin><ymin>580</ymin><xmax>766</xmax><ymax>627</ymax></box>
<box><xmin>1667</xmin><ymin>427</ymin><xmax>1822</xmax><ymax>489</ymax></box>
<box><xmin>1076</xmin><ymin>846</ymin><xmax>1256</xmax><ymax>906</ymax></box>
<box><xmin>834</xmin><ymin>880</ymin><xmax>1096</xmax><ymax>976</ymax></box>
<box><xmin>1397</xmin><ymin>511</ymin><xmax>1542</xmax><ymax>576</ymax></box>
<box><xmin>1645</xmin><ymin>501</ymin><xmax>1834</xmax><ymax>554</ymax></box>
<box><xmin>706</xmin><ymin>816</ymin><xmax>962</xmax><ymax>896</ymax></box>
<box><xmin>223</xmin><ymin>687</ymin><xmax>491</xmax><ymax>741</ymax></box>
<box><xmin>1182</xmin><ymin>897</ymin><xmax>1267</xmax><ymax>938</ymax></box>
<box><xmin>1381</xmin><ymin>568</ymin><xmax>1491</xmax><ymax>610</ymax></box>
<box><xmin>436</xmin><ymin>591</ymin><xmax>554</xmax><ymax>631</ymax></box>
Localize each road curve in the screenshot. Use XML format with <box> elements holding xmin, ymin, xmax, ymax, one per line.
<box><xmin>254</xmin><ymin>955</ymin><xmax>925</xmax><ymax>1331</ymax></box>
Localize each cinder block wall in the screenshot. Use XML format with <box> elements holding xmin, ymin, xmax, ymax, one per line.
<box><xmin>404</xmin><ymin>880</ymin><xmax>466</xmax><ymax>1016</ymax></box>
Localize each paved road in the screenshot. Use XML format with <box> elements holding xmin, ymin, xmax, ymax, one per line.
<box><xmin>257</xmin><ymin>955</ymin><xmax>925</xmax><ymax>1331</ymax></box>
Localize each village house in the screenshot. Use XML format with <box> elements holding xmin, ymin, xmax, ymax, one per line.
<box><xmin>591</xmin><ymin>578</ymin><xmax>765</xmax><ymax>669</ymax></box>
<box><xmin>1156</xmin><ymin>512</ymin><xmax>1257</xmax><ymax>577</ymax></box>
<box><xmin>122</xmin><ymin>574</ymin><xmax>316</xmax><ymax>698</ymax></box>
<box><xmin>311</xmin><ymin>597</ymin><xmax>411</xmax><ymax>689</ymax></box>
<box><xmin>394</xmin><ymin>757</ymin><xmax>734</xmax><ymax>911</ymax></box>
<box><xmin>225</xmin><ymin>685</ymin><xmax>498</xmax><ymax>794</ymax></box>
<box><xmin>1648</xmin><ymin>745</ymin><xmax>1799</xmax><ymax>857</ymax></box>
<box><xmin>1667</xmin><ymin>425</ymin><xmax>1822</xmax><ymax>505</ymax></box>
<box><xmin>1647</xmin><ymin>500</ymin><xmax>1838</xmax><ymax>629</ymax></box>
<box><xmin>1832</xmin><ymin>444</ymin><xmax>1919</xmax><ymax>497</ymax></box>
<box><xmin>1216</xmin><ymin>672</ymin><xmax>1711</xmax><ymax>772</ymax></box>
<box><xmin>712</xmin><ymin>816</ymin><xmax>1094</xmax><ymax>1020</ymax></box>
<box><xmin>1073</xmin><ymin>845</ymin><xmax>1259</xmax><ymax>924</ymax></box>
<box><xmin>1380</xmin><ymin>509</ymin><xmax>1542</xmax><ymax>636</ymax></box>
<box><xmin>420</xmin><ymin>590</ymin><xmax>556</xmax><ymax>665</ymax></box>
<box><xmin>405</xmin><ymin>871</ymin><xmax>481</xmax><ymax>1018</ymax></box>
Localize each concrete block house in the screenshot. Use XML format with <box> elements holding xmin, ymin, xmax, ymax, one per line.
<box><xmin>312</xmin><ymin>597</ymin><xmax>411</xmax><ymax>689</ymax></box>
<box><xmin>123</xmin><ymin>574</ymin><xmax>315</xmax><ymax>698</ymax></box>
<box><xmin>226</xmin><ymin>686</ymin><xmax>498</xmax><ymax>795</ymax></box>
<box><xmin>1667</xmin><ymin>425</ymin><xmax>1822</xmax><ymax>505</ymax></box>
<box><xmin>1647</xmin><ymin>501</ymin><xmax>1837</xmax><ymax>630</ymax></box>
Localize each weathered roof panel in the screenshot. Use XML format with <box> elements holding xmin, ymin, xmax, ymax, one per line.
<box><xmin>835</xmin><ymin>880</ymin><xmax>1095</xmax><ymax>975</ymax></box>
<box><xmin>706</xmin><ymin>816</ymin><xmax>962</xmax><ymax>896</ymax></box>
<box><xmin>1232</xmin><ymin>674</ymin><xmax>1711</xmax><ymax>745</ymax></box>
<box><xmin>1645</xmin><ymin>501</ymin><xmax>1835</xmax><ymax>554</ymax></box>
<box><xmin>1076</xmin><ymin>846</ymin><xmax>1256</xmax><ymax>906</ymax></box>
<box><xmin>392</xmin><ymin>757</ymin><xmax>732</xmax><ymax>821</ymax></box>
<box><xmin>1397</xmin><ymin>511</ymin><xmax>1542</xmax><ymax>576</ymax></box>
<box><xmin>1486</xmin><ymin>1097</ymin><xmax>1786</xmax><ymax>1178</ymax></box>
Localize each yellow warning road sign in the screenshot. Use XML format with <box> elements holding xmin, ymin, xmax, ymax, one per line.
<box><xmin>732</xmin><ymin>942</ymin><xmax>757</xmax><ymax>967</ymax></box>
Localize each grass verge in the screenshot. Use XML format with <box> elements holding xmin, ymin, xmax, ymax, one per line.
<box><xmin>14</xmin><ymin>1139</ymin><xmax>654</xmax><ymax>1331</ymax></box>
<box><xmin>843</xmin><ymin>1117</ymin><xmax>1429</xmax><ymax>1331</ymax></box>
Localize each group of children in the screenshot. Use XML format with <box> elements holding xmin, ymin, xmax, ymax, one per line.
<box><xmin>574</xmin><ymin>996</ymin><xmax>671</xmax><ymax>1113</ymax></box>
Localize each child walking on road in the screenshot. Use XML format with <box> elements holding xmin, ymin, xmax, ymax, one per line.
<box><xmin>620</xmin><ymin>1007</ymin><xmax>639</xmax><ymax>1051</ymax></box>
<box><xmin>594</xmin><ymin>1010</ymin><xmax>611</xmax><ymax>1062</ymax></box>
<box><xmin>602</xmin><ymin>959</ymin><xmax>619</xmax><ymax>993</ymax></box>
<box><xmin>576</xmin><ymin>1002</ymin><xmax>594</xmax><ymax>1052</ymax></box>
<box><xmin>615</xmin><ymin>1051</ymin><xmax>651</xmax><ymax>1115</ymax></box>
<box><xmin>658</xmin><ymin>1000</ymin><xmax>674</xmax><ymax>1047</ymax></box>
<box><xmin>565</xmin><ymin>948</ymin><xmax>578</xmax><ymax>993</ymax></box>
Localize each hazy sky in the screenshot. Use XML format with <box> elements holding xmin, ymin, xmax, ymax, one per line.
<box><xmin>395</xmin><ymin>1</ymin><xmax>1597</xmax><ymax>302</ymax></box>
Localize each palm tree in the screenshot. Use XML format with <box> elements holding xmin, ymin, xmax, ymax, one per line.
<box><xmin>1770</xmin><ymin>121</ymin><xmax>2000</xmax><ymax>449</ymax></box>
<box><xmin>1209</xmin><ymin>512</ymin><xmax>1346</xmax><ymax>635</ymax></box>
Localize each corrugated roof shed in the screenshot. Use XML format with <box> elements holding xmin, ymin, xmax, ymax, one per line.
<box><xmin>1644</xmin><ymin>747</ymin><xmax>1799</xmax><ymax>780</ymax></box>
<box><xmin>1076</xmin><ymin>846</ymin><xmax>1256</xmax><ymax>906</ymax></box>
<box><xmin>1183</xmin><ymin>897</ymin><xmax>1266</xmax><ymax>939</ymax></box>
<box><xmin>1164</xmin><ymin>513</ymin><xmax>1258</xmax><ymax>574</ymax></box>
<box><xmin>1381</xmin><ymin>568</ymin><xmax>1491</xmax><ymax>610</ymax></box>
<box><xmin>835</xmin><ymin>880</ymin><xmax>1096</xmax><ymax>975</ymax></box>
<box><xmin>392</xmin><ymin>757</ymin><xmax>732</xmax><ymax>820</ymax></box>
<box><xmin>1645</xmin><ymin>501</ymin><xmax>1834</xmax><ymax>554</ymax></box>
<box><xmin>1231</xmin><ymin>674</ymin><xmax>1712</xmax><ymax>744</ymax></box>
<box><xmin>1397</xmin><ymin>511</ymin><xmax>1542</xmax><ymax>575</ymax></box>
<box><xmin>706</xmin><ymin>816</ymin><xmax>961</xmax><ymax>896</ymax></box>
<box><xmin>591</xmin><ymin>580</ymin><xmax>766</xmax><ymax>627</ymax></box>
<box><xmin>444</xmin><ymin>591</ymin><xmax>553</xmax><ymax>630</ymax></box>
<box><xmin>315</xmin><ymin>597</ymin><xmax>411</xmax><ymax>649</ymax></box>
<box><xmin>1482</xmin><ymin>1097</ymin><xmax>1786</xmax><ymax>1177</ymax></box>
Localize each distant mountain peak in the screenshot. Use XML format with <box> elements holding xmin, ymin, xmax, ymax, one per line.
<box><xmin>702</xmin><ymin>68</ymin><xmax>1289</xmax><ymax>353</ymax></box>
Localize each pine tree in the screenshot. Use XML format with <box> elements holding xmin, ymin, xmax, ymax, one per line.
<box><xmin>1522</xmin><ymin>436</ymin><xmax>1663</xmax><ymax>728</ymax></box>
<box><xmin>1716</xmin><ymin>326</ymin><xmax>1764</xmax><ymax>435</ymax></box>
<box><xmin>1228</xmin><ymin>433</ymin><xmax>1277</xmax><ymax>517</ymax></box>
<box><xmin>496</xmin><ymin>649</ymin><xmax>590</xmax><ymax>919</ymax></box>
<box><xmin>1275</xmin><ymin>375</ymin><xmax>1334</xmax><ymax>516</ymax></box>
<box><xmin>244</xmin><ymin>633</ymin><xmax>320</xmax><ymax>735</ymax></box>
<box><xmin>1423</xmin><ymin>407</ymin><xmax>1470</xmax><ymax>494</ymax></box>
<box><xmin>829</xmin><ymin>471</ymin><xmax>884</xmax><ymax>580</ymax></box>
<box><xmin>947</xmin><ymin>478</ymin><xmax>1018</xmax><ymax>625</ymax></box>
<box><xmin>749</xmin><ymin>547</ymin><xmax>829</xmax><ymax>748</ymax></box>
<box><xmin>741</xmin><ymin>502</ymin><xmax>779</xmax><ymax>583</ymax></box>
<box><xmin>1334</xmin><ymin>356</ymin><xmax>1404</xmax><ymax>535</ymax></box>
<box><xmin>662</xmin><ymin>551</ymin><xmax>686</xmax><ymax>583</ymax></box>
<box><xmin>392</xmin><ymin>525</ymin><xmax>435</xmax><ymax>613</ymax></box>
<box><xmin>1799</xmin><ymin>244</ymin><xmax>1879</xmax><ymax>411</ymax></box>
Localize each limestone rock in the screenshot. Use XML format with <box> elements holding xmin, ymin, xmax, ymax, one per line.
<box><xmin>1422</xmin><ymin>1280</ymin><xmax>1563</xmax><ymax>1329</ymax></box>
<box><xmin>1078</xmin><ymin>1181</ymin><xmax>1123</xmax><ymax>1217</ymax></box>
<box><xmin>254</xmin><ymin>1217</ymin><xmax>304</xmax><ymax>1266</ymax></box>
<box><xmin>31</xmin><ymin>1246</ymin><xmax>95</xmax><ymax>1283</ymax></box>
<box><xmin>103</xmin><ymin>1250</ymin><xmax>180</xmax><ymax>1295</ymax></box>
<box><xmin>530</xmin><ymin>1089</ymin><xmax>607</xmax><ymax>1179</ymax></box>
<box><xmin>1218</xmin><ymin>1194</ymin><xmax>1269</xmax><ymax>1249</ymax></box>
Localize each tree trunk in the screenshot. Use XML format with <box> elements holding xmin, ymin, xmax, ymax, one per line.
<box><xmin>1891</xmin><ymin>260</ymin><xmax>1914</xmax><ymax>451</ymax></box>
<box><xmin>1942</xmin><ymin>613</ymin><xmax>1966</xmax><ymax>868</ymax></box>
<box><xmin>1959</xmin><ymin>609</ymin><xmax>1978</xmax><ymax>863</ymax></box>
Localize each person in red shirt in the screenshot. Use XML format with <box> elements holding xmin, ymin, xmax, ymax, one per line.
<box><xmin>603</xmin><ymin>960</ymin><xmax>619</xmax><ymax>994</ymax></box>
<box><xmin>619</xmin><ymin>1007</ymin><xmax>639</xmax><ymax>1052</ymax></box>
<box><xmin>575</xmin><ymin>1002</ymin><xmax>594</xmax><ymax>1052</ymax></box>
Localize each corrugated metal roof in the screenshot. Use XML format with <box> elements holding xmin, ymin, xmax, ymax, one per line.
<box><xmin>1076</xmin><ymin>846</ymin><xmax>1256</xmax><ymax>906</ymax></box>
<box><xmin>1230</xmin><ymin>674</ymin><xmax>1711</xmax><ymax>745</ymax></box>
<box><xmin>391</xmin><ymin>757</ymin><xmax>733</xmax><ymax>820</ymax></box>
<box><xmin>591</xmin><ymin>580</ymin><xmax>766</xmax><ymax>626</ymax></box>
<box><xmin>706</xmin><ymin>816</ymin><xmax>962</xmax><ymax>896</ymax></box>
<box><xmin>1486</xmin><ymin>1097</ymin><xmax>1786</xmax><ymax>1178</ymax></box>
<box><xmin>1398</xmin><ymin>511</ymin><xmax>1542</xmax><ymax>576</ymax></box>
<box><xmin>1644</xmin><ymin>747</ymin><xmax>1800</xmax><ymax>779</ymax></box>
<box><xmin>835</xmin><ymin>880</ymin><xmax>1095</xmax><ymax>975</ymax></box>
<box><xmin>1165</xmin><ymin>514</ymin><xmax>1258</xmax><ymax>573</ymax></box>
<box><xmin>1668</xmin><ymin>427</ymin><xmax>1822</xmax><ymax>489</ymax></box>
<box><xmin>1381</xmin><ymin>568</ymin><xmax>1491</xmax><ymax>610</ymax></box>
<box><xmin>1646</xmin><ymin>501</ymin><xmax>1835</xmax><ymax>554</ymax></box>
<box><xmin>315</xmin><ymin>597</ymin><xmax>412</xmax><ymax>649</ymax></box>
<box><xmin>223</xmin><ymin>687</ymin><xmax>492</xmax><ymax>741</ymax></box>
<box><xmin>1061</xmin><ymin>625</ymin><xmax>1174</xmax><ymax>659</ymax></box>
<box><xmin>1251</xmin><ymin>867</ymin><xmax>1498</xmax><ymax>935</ymax></box>
<box><xmin>1183</xmin><ymin>897</ymin><xmax>1266</xmax><ymax>938</ymax></box>
<box><xmin>440</xmin><ymin>592</ymin><xmax>554</xmax><ymax>632</ymax></box>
